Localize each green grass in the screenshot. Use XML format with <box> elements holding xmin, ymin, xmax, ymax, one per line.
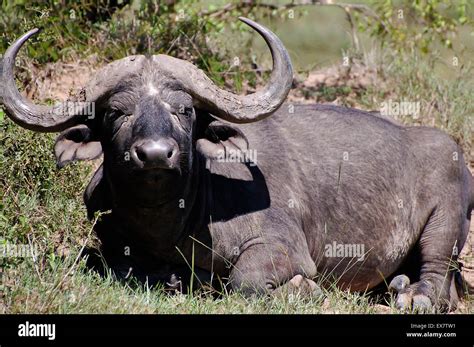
<box><xmin>3</xmin><ymin>245</ymin><xmax>472</xmax><ymax>313</ymax></box>
<box><xmin>0</xmin><ymin>250</ymin><xmax>399</xmax><ymax>314</ymax></box>
<box><xmin>357</xmin><ymin>51</ymin><xmax>474</xmax><ymax>156</ymax></box>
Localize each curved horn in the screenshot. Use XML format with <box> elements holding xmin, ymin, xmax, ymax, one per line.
<box><xmin>0</xmin><ymin>29</ymin><xmax>88</xmax><ymax>132</ymax></box>
<box><xmin>152</xmin><ymin>17</ymin><xmax>293</xmax><ymax>124</ymax></box>
<box><xmin>1</xmin><ymin>30</ymin><xmax>148</xmax><ymax>133</ymax></box>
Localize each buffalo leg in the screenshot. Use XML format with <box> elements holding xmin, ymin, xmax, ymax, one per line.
<box><xmin>391</xmin><ymin>202</ymin><xmax>466</xmax><ymax>312</ymax></box>
<box><xmin>228</xmin><ymin>242</ymin><xmax>319</xmax><ymax>297</ymax></box>
<box><xmin>272</xmin><ymin>274</ymin><xmax>324</xmax><ymax>298</ymax></box>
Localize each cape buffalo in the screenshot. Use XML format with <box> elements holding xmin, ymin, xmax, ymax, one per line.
<box><xmin>1</xmin><ymin>18</ymin><xmax>473</xmax><ymax>311</ymax></box>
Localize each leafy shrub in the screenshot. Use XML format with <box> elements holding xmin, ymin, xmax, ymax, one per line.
<box><xmin>357</xmin><ymin>0</ymin><xmax>471</xmax><ymax>54</ymax></box>
<box><xmin>0</xmin><ymin>0</ymin><xmax>256</xmax><ymax>87</ymax></box>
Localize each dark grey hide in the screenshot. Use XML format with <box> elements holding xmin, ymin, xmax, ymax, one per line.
<box><xmin>85</xmin><ymin>101</ymin><xmax>473</xmax><ymax>311</ymax></box>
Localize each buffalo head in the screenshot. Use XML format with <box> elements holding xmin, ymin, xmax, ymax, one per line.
<box><xmin>1</xmin><ymin>18</ymin><xmax>292</xmax><ymax>210</ymax></box>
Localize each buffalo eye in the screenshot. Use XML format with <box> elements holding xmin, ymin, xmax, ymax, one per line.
<box><xmin>108</xmin><ymin>109</ymin><xmax>125</xmax><ymax>122</ymax></box>
<box><xmin>107</xmin><ymin>110</ymin><xmax>130</xmax><ymax>135</ymax></box>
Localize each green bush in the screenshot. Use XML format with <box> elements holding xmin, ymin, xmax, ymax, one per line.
<box><xmin>357</xmin><ymin>0</ymin><xmax>471</xmax><ymax>55</ymax></box>
<box><xmin>0</xmin><ymin>0</ymin><xmax>256</xmax><ymax>87</ymax></box>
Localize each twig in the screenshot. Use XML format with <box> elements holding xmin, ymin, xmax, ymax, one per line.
<box><xmin>200</xmin><ymin>0</ymin><xmax>385</xmax><ymax>32</ymax></box>
<box><xmin>342</xmin><ymin>5</ymin><xmax>360</xmax><ymax>52</ymax></box>
<box><xmin>27</xmin><ymin>232</ymin><xmax>44</xmax><ymax>285</ymax></box>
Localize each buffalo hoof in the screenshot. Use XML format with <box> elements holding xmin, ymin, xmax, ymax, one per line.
<box><xmin>273</xmin><ymin>274</ymin><xmax>324</xmax><ymax>299</ymax></box>
<box><xmin>394</xmin><ymin>293</ymin><xmax>433</xmax><ymax>312</ymax></box>
<box><xmin>388</xmin><ymin>274</ymin><xmax>410</xmax><ymax>293</ymax></box>
<box><xmin>389</xmin><ymin>275</ymin><xmax>434</xmax><ymax>313</ymax></box>
<box><xmin>412</xmin><ymin>294</ymin><xmax>433</xmax><ymax>311</ymax></box>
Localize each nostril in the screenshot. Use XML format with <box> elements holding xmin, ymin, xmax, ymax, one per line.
<box><xmin>136</xmin><ymin>147</ymin><xmax>147</xmax><ymax>162</ymax></box>
<box><xmin>132</xmin><ymin>139</ymin><xmax>179</xmax><ymax>168</ymax></box>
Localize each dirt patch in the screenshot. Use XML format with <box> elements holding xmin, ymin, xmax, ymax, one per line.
<box><xmin>287</xmin><ymin>59</ymin><xmax>382</xmax><ymax>108</ymax></box>
<box><xmin>22</xmin><ymin>55</ymin><xmax>103</xmax><ymax>176</ymax></box>
<box><xmin>24</xmin><ymin>55</ymin><xmax>99</xmax><ymax>102</ymax></box>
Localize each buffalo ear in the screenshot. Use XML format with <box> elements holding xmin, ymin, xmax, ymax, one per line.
<box><xmin>54</xmin><ymin>125</ymin><xmax>102</xmax><ymax>168</ymax></box>
<box><xmin>196</xmin><ymin>121</ymin><xmax>249</xmax><ymax>159</ymax></box>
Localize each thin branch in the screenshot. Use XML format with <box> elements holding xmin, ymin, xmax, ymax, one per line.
<box><xmin>201</xmin><ymin>0</ymin><xmax>384</xmax><ymax>28</ymax></box>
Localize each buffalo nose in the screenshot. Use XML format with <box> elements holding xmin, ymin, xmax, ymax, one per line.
<box><xmin>132</xmin><ymin>139</ymin><xmax>179</xmax><ymax>169</ymax></box>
